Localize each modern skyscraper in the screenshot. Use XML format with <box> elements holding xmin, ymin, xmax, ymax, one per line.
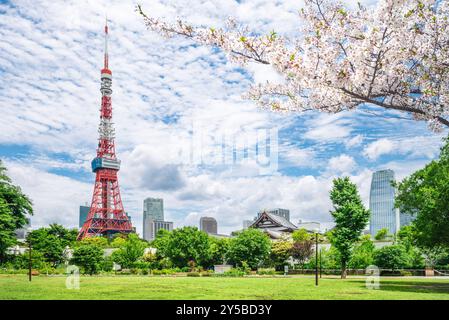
<box><xmin>142</xmin><ymin>198</ymin><xmax>172</xmax><ymax>241</ymax></box>
<box><xmin>143</xmin><ymin>198</ymin><xmax>164</xmax><ymax>220</ymax></box>
<box><xmin>200</xmin><ymin>217</ymin><xmax>218</xmax><ymax>234</ymax></box>
<box><xmin>258</xmin><ymin>208</ymin><xmax>290</xmax><ymax>222</ymax></box>
<box><xmin>369</xmin><ymin>169</ymin><xmax>400</xmax><ymax>236</ymax></box>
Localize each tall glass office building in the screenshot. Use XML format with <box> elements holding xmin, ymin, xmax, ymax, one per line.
<box><xmin>143</xmin><ymin>198</ymin><xmax>164</xmax><ymax>221</ymax></box>
<box><xmin>143</xmin><ymin>198</ymin><xmax>173</xmax><ymax>241</ymax></box>
<box><xmin>369</xmin><ymin>169</ymin><xmax>400</xmax><ymax>236</ymax></box>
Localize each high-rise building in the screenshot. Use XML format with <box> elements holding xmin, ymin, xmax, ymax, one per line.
<box><xmin>143</xmin><ymin>198</ymin><xmax>164</xmax><ymax>220</ymax></box>
<box><xmin>79</xmin><ymin>205</ymin><xmax>90</xmax><ymax>228</ymax></box>
<box><xmin>258</xmin><ymin>208</ymin><xmax>290</xmax><ymax>222</ymax></box>
<box><xmin>369</xmin><ymin>169</ymin><xmax>400</xmax><ymax>236</ymax></box>
<box><xmin>200</xmin><ymin>217</ymin><xmax>218</xmax><ymax>234</ymax></box>
<box><xmin>142</xmin><ymin>198</ymin><xmax>172</xmax><ymax>241</ymax></box>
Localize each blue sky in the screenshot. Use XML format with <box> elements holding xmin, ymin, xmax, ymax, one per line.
<box><xmin>0</xmin><ymin>0</ymin><xmax>447</xmax><ymax>235</ymax></box>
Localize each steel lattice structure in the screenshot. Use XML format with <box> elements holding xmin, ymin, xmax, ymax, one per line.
<box><xmin>77</xmin><ymin>20</ymin><xmax>133</xmax><ymax>240</ymax></box>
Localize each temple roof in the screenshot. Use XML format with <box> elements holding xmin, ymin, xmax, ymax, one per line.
<box><xmin>250</xmin><ymin>211</ymin><xmax>298</xmax><ymax>232</ymax></box>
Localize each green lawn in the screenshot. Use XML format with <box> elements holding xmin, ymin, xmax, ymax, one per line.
<box><xmin>1</xmin><ymin>275</ymin><xmax>448</xmax><ymax>300</ymax></box>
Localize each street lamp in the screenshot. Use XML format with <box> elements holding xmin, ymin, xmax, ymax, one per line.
<box><xmin>315</xmin><ymin>232</ymin><xmax>318</xmax><ymax>286</ymax></box>
<box><xmin>28</xmin><ymin>239</ymin><xmax>32</xmax><ymax>282</ymax></box>
<box><xmin>313</xmin><ymin>228</ymin><xmax>322</xmax><ymax>286</ymax></box>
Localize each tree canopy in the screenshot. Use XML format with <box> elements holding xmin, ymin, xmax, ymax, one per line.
<box><xmin>329</xmin><ymin>177</ymin><xmax>370</xmax><ymax>278</ymax></box>
<box><xmin>226</xmin><ymin>228</ymin><xmax>271</xmax><ymax>270</ymax></box>
<box><xmin>395</xmin><ymin>136</ymin><xmax>449</xmax><ymax>247</ymax></box>
<box><xmin>138</xmin><ymin>0</ymin><xmax>449</xmax><ymax>131</ymax></box>
<box><xmin>0</xmin><ymin>160</ymin><xmax>33</xmax><ymax>263</ymax></box>
<box><xmin>162</xmin><ymin>226</ymin><xmax>211</xmax><ymax>268</ymax></box>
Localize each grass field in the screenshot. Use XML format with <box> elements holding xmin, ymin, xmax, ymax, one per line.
<box><xmin>1</xmin><ymin>275</ymin><xmax>449</xmax><ymax>300</ymax></box>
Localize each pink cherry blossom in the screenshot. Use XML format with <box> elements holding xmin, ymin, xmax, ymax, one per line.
<box><xmin>137</xmin><ymin>0</ymin><xmax>449</xmax><ymax>131</ymax></box>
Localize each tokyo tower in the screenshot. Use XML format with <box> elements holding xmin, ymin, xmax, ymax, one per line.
<box><xmin>77</xmin><ymin>20</ymin><xmax>133</xmax><ymax>240</ymax></box>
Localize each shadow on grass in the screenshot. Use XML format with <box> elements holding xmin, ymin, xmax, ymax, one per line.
<box><xmin>348</xmin><ymin>278</ymin><xmax>449</xmax><ymax>295</ymax></box>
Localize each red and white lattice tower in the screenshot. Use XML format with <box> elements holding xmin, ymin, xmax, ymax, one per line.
<box><xmin>77</xmin><ymin>20</ymin><xmax>133</xmax><ymax>240</ymax></box>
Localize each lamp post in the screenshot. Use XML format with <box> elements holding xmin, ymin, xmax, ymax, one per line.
<box><xmin>315</xmin><ymin>232</ymin><xmax>318</xmax><ymax>286</ymax></box>
<box><xmin>28</xmin><ymin>239</ymin><xmax>32</xmax><ymax>282</ymax></box>
<box><xmin>319</xmin><ymin>248</ymin><xmax>322</xmax><ymax>278</ymax></box>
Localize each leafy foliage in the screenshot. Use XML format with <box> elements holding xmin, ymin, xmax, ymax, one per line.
<box><xmin>395</xmin><ymin>136</ymin><xmax>449</xmax><ymax>247</ymax></box>
<box><xmin>226</xmin><ymin>228</ymin><xmax>271</xmax><ymax>270</ymax></box>
<box><xmin>329</xmin><ymin>177</ymin><xmax>370</xmax><ymax>278</ymax></box>
<box><xmin>206</xmin><ymin>237</ymin><xmax>230</xmax><ymax>267</ymax></box>
<box><xmin>27</xmin><ymin>224</ymin><xmax>77</xmax><ymax>266</ymax></box>
<box><xmin>374</xmin><ymin>245</ymin><xmax>410</xmax><ymax>270</ymax></box>
<box><xmin>290</xmin><ymin>239</ymin><xmax>314</xmax><ymax>269</ymax></box>
<box><xmin>374</xmin><ymin>228</ymin><xmax>391</xmax><ymax>241</ymax></box>
<box><xmin>71</xmin><ymin>244</ymin><xmax>103</xmax><ymax>275</ymax></box>
<box><xmin>0</xmin><ymin>160</ymin><xmax>33</xmax><ymax>263</ymax></box>
<box><xmin>139</xmin><ymin>0</ymin><xmax>449</xmax><ymax>130</ymax></box>
<box><xmin>111</xmin><ymin>233</ymin><xmax>147</xmax><ymax>268</ymax></box>
<box><xmin>348</xmin><ymin>235</ymin><xmax>375</xmax><ymax>269</ymax></box>
<box><xmin>269</xmin><ymin>238</ymin><xmax>292</xmax><ymax>270</ymax></box>
<box><xmin>162</xmin><ymin>227</ymin><xmax>210</xmax><ymax>268</ymax></box>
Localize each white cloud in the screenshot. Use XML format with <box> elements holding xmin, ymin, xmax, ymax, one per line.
<box><xmin>363</xmin><ymin>138</ymin><xmax>395</xmax><ymax>160</ymax></box>
<box><xmin>345</xmin><ymin>134</ymin><xmax>364</xmax><ymax>148</ymax></box>
<box><xmin>328</xmin><ymin>155</ymin><xmax>357</xmax><ymax>174</ymax></box>
<box><xmin>363</xmin><ymin>136</ymin><xmax>442</xmax><ymax>161</ymax></box>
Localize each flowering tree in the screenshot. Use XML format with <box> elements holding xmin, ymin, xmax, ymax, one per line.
<box><xmin>137</xmin><ymin>0</ymin><xmax>449</xmax><ymax>131</ymax></box>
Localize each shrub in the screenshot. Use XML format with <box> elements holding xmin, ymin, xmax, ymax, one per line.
<box><xmin>213</xmin><ymin>268</ymin><xmax>245</xmax><ymax>277</ymax></box>
<box><xmin>257</xmin><ymin>268</ymin><xmax>276</xmax><ymax>275</ymax></box>
<box><xmin>187</xmin><ymin>272</ymin><xmax>200</xmax><ymax>277</ymax></box>
<box><xmin>152</xmin><ymin>268</ymin><xmax>177</xmax><ymax>275</ymax></box>
<box><xmin>374</xmin><ymin>245</ymin><xmax>409</xmax><ymax>270</ymax></box>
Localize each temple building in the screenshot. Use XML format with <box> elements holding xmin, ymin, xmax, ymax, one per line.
<box><xmin>249</xmin><ymin>211</ymin><xmax>298</xmax><ymax>239</ymax></box>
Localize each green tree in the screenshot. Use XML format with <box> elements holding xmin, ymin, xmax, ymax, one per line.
<box><xmin>395</xmin><ymin>136</ymin><xmax>449</xmax><ymax>247</ymax></box>
<box><xmin>269</xmin><ymin>238</ymin><xmax>292</xmax><ymax>270</ymax></box>
<box><xmin>374</xmin><ymin>228</ymin><xmax>391</xmax><ymax>241</ymax></box>
<box><xmin>150</xmin><ymin>228</ymin><xmax>171</xmax><ymax>258</ymax></box>
<box><xmin>226</xmin><ymin>228</ymin><xmax>271</xmax><ymax>270</ymax></box>
<box><xmin>206</xmin><ymin>237</ymin><xmax>230</xmax><ymax>267</ymax></box>
<box><xmin>71</xmin><ymin>244</ymin><xmax>103</xmax><ymax>275</ymax></box>
<box><xmin>77</xmin><ymin>236</ymin><xmax>109</xmax><ymax>248</ymax></box>
<box><xmin>292</xmin><ymin>228</ymin><xmax>312</xmax><ymax>242</ymax></box>
<box><xmin>111</xmin><ymin>233</ymin><xmax>147</xmax><ymax>268</ymax></box>
<box><xmin>329</xmin><ymin>177</ymin><xmax>370</xmax><ymax>278</ymax></box>
<box><xmin>0</xmin><ymin>160</ymin><xmax>33</xmax><ymax>263</ymax></box>
<box><xmin>290</xmin><ymin>238</ymin><xmax>314</xmax><ymax>269</ymax></box>
<box><xmin>373</xmin><ymin>245</ymin><xmax>409</xmax><ymax>270</ymax></box>
<box><xmin>163</xmin><ymin>227</ymin><xmax>210</xmax><ymax>268</ymax></box>
<box><xmin>27</xmin><ymin>224</ymin><xmax>78</xmax><ymax>267</ymax></box>
<box><xmin>348</xmin><ymin>235</ymin><xmax>375</xmax><ymax>269</ymax></box>
<box><xmin>397</xmin><ymin>226</ymin><xmax>425</xmax><ymax>268</ymax></box>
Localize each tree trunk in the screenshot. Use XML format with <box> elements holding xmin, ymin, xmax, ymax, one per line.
<box><xmin>341</xmin><ymin>261</ymin><xmax>347</xmax><ymax>279</ymax></box>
